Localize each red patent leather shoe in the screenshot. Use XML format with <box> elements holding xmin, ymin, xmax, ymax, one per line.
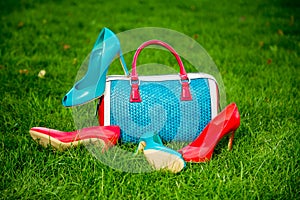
<box><xmin>29</xmin><ymin>126</ymin><xmax>120</xmax><ymax>151</ymax></box>
<box><xmin>178</xmin><ymin>103</ymin><xmax>240</xmax><ymax>162</ymax></box>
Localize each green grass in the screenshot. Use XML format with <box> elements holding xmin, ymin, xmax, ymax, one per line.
<box><xmin>1</xmin><ymin>0</ymin><xmax>299</xmax><ymax>199</ymax></box>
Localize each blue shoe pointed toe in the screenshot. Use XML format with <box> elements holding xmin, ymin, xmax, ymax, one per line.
<box><xmin>62</xmin><ymin>27</ymin><xmax>128</xmax><ymax>107</ymax></box>
<box><xmin>136</xmin><ymin>132</ymin><xmax>186</xmax><ymax>173</ymax></box>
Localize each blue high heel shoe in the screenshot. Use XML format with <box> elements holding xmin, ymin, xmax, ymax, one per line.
<box><xmin>62</xmin><ymin>27</ymin><xmax>128</xmax><ymax>107</ymax></box>
<box><xmin>136</xmin><ymin>132</ymin><xmax>186</xmax><ymax>173</ymax></box>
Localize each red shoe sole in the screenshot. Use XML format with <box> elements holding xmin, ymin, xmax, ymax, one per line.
<box><xmin>29</xmin><ymin>126</ymin><xmax>120</xmax><ymax>151</ymax></box>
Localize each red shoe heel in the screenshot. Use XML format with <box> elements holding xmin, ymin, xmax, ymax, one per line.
<box><xmin>228</xmin><ymin>131</ymin><xmax>235</xmax><ymax>151</ymax></box>
<box><xmin>178</xmin><ymin>103</ymin><xmax>240</xmax><ymax>163</ymax></box>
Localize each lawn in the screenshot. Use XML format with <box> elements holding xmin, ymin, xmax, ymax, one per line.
<box><xmin>0</xmin><ymin>0</ymin><xmax>299</xmax><ymax>199</ymax></box>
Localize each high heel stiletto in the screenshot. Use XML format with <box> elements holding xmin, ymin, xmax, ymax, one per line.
<box><xmin>29</xmin><ymin>126</ymin><xmax>120</xmax><ymax>151</ymax></box>
<box><xmin>178</xmin><ymin>103</ymin><xmax>240</xmax><ymax>162</ymax></box>
<box><xmin>136</xmin><ymin>132</ymin><xmax>185</xmax><ymax>173</ymax></box>
<box><xmin>62</xmin><ymin>27</ymin><xmax>128</xmax><ymax>107</ymax></box>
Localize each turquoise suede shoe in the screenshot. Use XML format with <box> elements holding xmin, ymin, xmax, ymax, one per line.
<box><xmin>136</xmin><ymin>132</ymin><xmax>186</xmax><ymax>173</ymax></box>
<box><xmin>62</xmin><ymin>27</ymin><xmax>128</xmax><ymax>107</ymax></box>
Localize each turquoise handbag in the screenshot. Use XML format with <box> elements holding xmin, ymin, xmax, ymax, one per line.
<box><xmin>98</xmin><ymin>40</ymin><xmax>220</xmax><ymax>143</ymax></box>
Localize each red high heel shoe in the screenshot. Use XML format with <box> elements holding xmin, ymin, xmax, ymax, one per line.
<box><xmin>29</xmin><ymin>126</ymin><xmax>120</xmax><ymax>151</ymax></box>
<box><xmin>178</xmin><ymin>103</ymin><xmax>240</xmax><ymax>162</ymax></box>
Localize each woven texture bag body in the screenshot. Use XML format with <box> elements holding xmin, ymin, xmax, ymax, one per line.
<box><xmin>98</xmin><ymin>40</ymin><xmax>219</xmax><ymax>143</ymax></box>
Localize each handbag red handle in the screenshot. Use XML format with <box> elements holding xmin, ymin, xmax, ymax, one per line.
<box><xmin>131</xmin><ymin>40</ymin><xmax>188</xmax><ymax>80</ymax></box>
<box><xmin>130</xmin><ymin>40</ymin><xmax>192</xmax><ymax>102</ymax></box>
